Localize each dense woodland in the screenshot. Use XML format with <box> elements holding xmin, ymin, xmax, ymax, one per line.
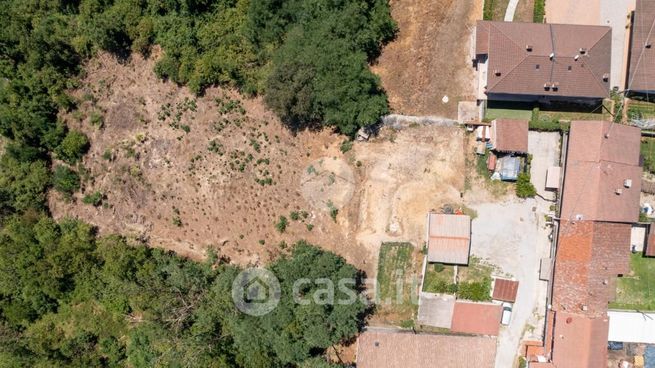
<box><xmin>0</xmin><ymin>0</ymin><xmax>393</xmax><ymax>366</ymax></box>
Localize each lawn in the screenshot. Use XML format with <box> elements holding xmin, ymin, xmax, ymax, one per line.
<box><xmin>642</xmin><ymin>139</ymin><xmax>655</xmax><ymax>175</ymax></box>
<box><xmin>485</xmin><ymin>101</ymin><xmax>533</xmax><ymax>120</ymax></box>
<box><xmin>610</xmin><ymin>254</ymin><xmax>655</xmax><ymax>311</ymax></box>
<box><xmin>628</xmin><ymin>100</ymin><xmax>655</xmax><ymax>121</ymax></box>
<box><xmin>422</xmin><ymin>263</ymin><xmax>456</xmax><ymax>293</ymax></box>
<box><xmin>421</xmin><ymin>256</ymin><xmax>494</xmax><ymax>302</ymax></box>
<box><xmin>376</xmin><ymin>242</ymin><xmax>419</xmax><ymax>325</ymax></box>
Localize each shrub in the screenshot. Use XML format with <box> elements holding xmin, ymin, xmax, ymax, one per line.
<box><xmin>275</xmin><ymin>216</ymin><xmax>288</xmax><ymax>233</ymax></box>
<box><xmin>483</xmin><ymin>0</ymin><xmax>494</xmax><ymax>20</ymax></box>
<box><xmin>457</xmin><ymin>280</ymin><xmax>491</xmax><ymax>301</ymax></box>
<box><xmin>290</xmin><ymin>211</ymin><xmax>300</xmax><ymax>221</ymax></box>
<box><xmin>172</xmin><ymin>216</ymin><xmax>182</xmax><ymax>227</ymax></box>
<box><xmin>82</xmin><ymin>191</ymin><xmax>103</xmax><ymax>206</ymax></box>
<box><xmin>89</xmin><ymin>111</ymin><xmax>104</xmax><ymax>127</ymax></box>
<box><xmin>306</xmin><ymin>223</ymin><xmax>314</xmax><ymax>231</ymax></box>
<box><xmin>56</xmin><ymin>130</ymin><xmax>90</xmax><ymax>164</ymax></box>
<box><xmin>433</xmin><ymin>263</ymin><xmax>445</xmax><ymax>272</ymax></box>
<box><xmin>52</xmin><ymin>166</ymin><xmax>80</xmax><ymax>195</ymax></box>
<box><xmin>533</xmin><ymin>0</ymin><xmax>545</xmax><ymax>23</ymax></box>
<box><xmin>340</xmin><ymin>140</ymin><xmax>353</xmax><ymax>154</ymax></box>
<box><xmin>327</xmin><ymin>201</ymin><xmax>338</xmax><ymax>222</ymax></box>
<box><xmin>516</xmin><ymin>172</ymin><xmax>537</xmax><ymax>198</ymax></box>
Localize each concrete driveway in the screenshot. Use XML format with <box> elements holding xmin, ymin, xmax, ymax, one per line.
<box><xmin>466</xmin><ymin>132</ymin><xmax>560</xmax><ymax>368</ymax></box>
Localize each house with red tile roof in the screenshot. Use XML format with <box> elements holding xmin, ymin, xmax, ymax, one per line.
<box><xmin>426</xmin><ymin>213</ymin><xmax>471</xmax><ymax>265</ymax></box>
<box><xmin>356</xmin><ymin>330</ymin><xmax>497</xmax><ymax>368</ymax></box>
<box><xmin>450</xmin><ymin>301</ymin><xmax>503</xmax><ymax>336</ymax></box>
<box><xmin>490</xmin><ymin>119</ymin><xmax>529</xmax><ymax>154</ymax></box>
<box><xmin>475</xmin><ymin>21</ymin><xmax>612</xmax><ymax>102</ymax></box>
<box><xmin>538</xmin><ymin>121</ymin><xmax>643</xmax><ymax>368</ymax></box>
<box><xmin>626</xmin><ymin>0</ymin><xmax>655</xmax><ymax>95</ymax></box>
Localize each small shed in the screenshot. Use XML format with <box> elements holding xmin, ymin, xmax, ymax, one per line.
<box><xmin>491</xmin><ymin>119</ymin><xmax>529</xmax><ymax>154</ymax></box>
<box><xmin>492</xmin><ymin>278</ymin><xmax>519</xmax><ymax>303</ymax></box>
<box><xmin>496</xmin><ymin>155</ymin><xmax>521</xmax><ymax>181</ymax></box>
<box><xmin>545</xmin><ymin>166</ymin><xmax>561</xmax><ymax>190</ymax></box>
<box><xmin>426</xmin><ymin>213</ymin><xmax>471</xmax><ymax>265</ymax></box>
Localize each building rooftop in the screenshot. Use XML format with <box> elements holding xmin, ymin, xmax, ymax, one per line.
<box><xmin>551</xmin><ymin>312</ymin><xmax>609</xmax><ymax>368</ymax></box>
<box><xmin>450</xmin><ymin>301</ymin><xmax>502</xmax><ymax>336</ymax></box>
<box><xmin>626</xmin><ymin>0</ymin><xmax>655</xmax><ymax>93</ymax></box>
<box><xmin>492</xmin><ymin>278</ymin><xmax>519</xmax><ymax>303</ymax></box>
<box><xmin>647</xmin><ymin>225</ymin><xmax>655</xmax><ymax>257</ymax></box>
<box><xmin>560</xmin><ymin>121</ymin><xmax>642</xmax><ymax>223</ymax></box>
<box><xmin>427</xmin><ymin>213</ymin><xmax>471</xmax><ymax>265</ymax></box>
<box><xmin>476</xmin><ymin>21</ymin><xmax>611</xmax><ymax>98</ymax></box>
<box><xmin>491</xmin><ymin>119</ymin><xmax>529</xmax><ymax>153</ymax></box>
<box><xmin>552</xmin><ymin>220</ymin><xmax>631</xmax><ymax>316</ymax></box>
<box><xmin>356</xmin><ymin>330</ymin><xmax>497</xmax><ymax>368</ymax></box>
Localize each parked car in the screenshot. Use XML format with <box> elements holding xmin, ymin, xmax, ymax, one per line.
<box><xmin>501</xmin><ymin>302</ymin><xmax>513</xmax><ymax>325</ymax></box>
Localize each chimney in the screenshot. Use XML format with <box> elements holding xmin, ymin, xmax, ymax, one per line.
<box><xmin>616</xmin><ymin>188</ymin><xmax>623</xmax><ymax>195</ymax></box>
<box><xmin>544</xmin><ymin>83</ymin><xmax>551</xmax><ymax>91</ymax></box>
<box><xmin>549</xmin><ymin>53</ymin><xmax>555</xmax><ymax>60</ymax></box>
<box><xmin>624</xmin><ymin>179</ymin><xmax>632</xmax><ymax>188</ymax></box>
<box><xmin>603</xmin><ymin>73</ymin><xmax>609</xmax><ymax>82</ymax></box>
<box><xmin>552</xmin><ymin>82</ymin><xmax>559</xmax><ymax>91</ymax></box>
<box><xmin>494</xmin><ymin>69</ymin><xmax>501</xmax><ymax>76</ymax></box>
<box><xmin>579</xmin><ymin>47</ymin><xmax>587</xmax><ymax>54</ymax></box>
<box><xmin>574</xmin><ymin>55</ymin><xmax>580</xmax><ymax>61</ymax></box>
<box><xmin>526</xmin><ymin>44</ymin><xmax>533</xmax><ymax>52</ymax></box>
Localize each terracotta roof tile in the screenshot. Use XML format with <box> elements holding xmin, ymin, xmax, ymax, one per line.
<box><xmin>491</xmin><ymin>119</ymin><xmax>529</xmax><ymax>153</ymax></box>
<box><xmin>476</xmin><ymin>21</ymin><xmax>611</xmax><ymax>98</ymax></box>
<box><xmin>553</xmin><ymin>221</ymin><xmax>631</xmax><ymax>316</ymax></box>
<box><xmin>560</xmin><ymin>121</ymin><xmax>642</xmax><ymax>223</ymax></box>
<box><xmin>427</xmin><ymin>213</ymin><xmax>471</xmax><ymax>265</ymax></box>
<box><xmin>356</xmin><ymin>330</ymin><xmax>496</xmax><ymax>368</ymax></box>
<box><xmin>492</xmin><ymin>278</ymin><xmax>519</xmax><ymax>302</ymax></box>
<box><xmin>450</xmin><ymin>301</ymin><xmax>502</xmax><ymax>336</ymax></box>
<box><xmin>551</xmin><ymin>312</ymin><xmax>609</xmax><ymax>368</ymax></box>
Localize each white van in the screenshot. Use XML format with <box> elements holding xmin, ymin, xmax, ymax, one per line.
<box><xmin>501</xmin><ymin>302</ymin><xmax>513</xmax><ymax>325</ymax></box>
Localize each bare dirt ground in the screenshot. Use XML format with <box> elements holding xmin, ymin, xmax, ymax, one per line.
<box><xmin>371</xmin><ymin>0</ymin><xmax>482</xmax><ymax>118</ymax></box>
<box><xmin>49</xmin><ymin>51</ymin><xmax>467</xmax><ymax>279</ymax></box>
<box><xmin>514</xmin><ymin>0</ymin><xmax>535</xmax><ymax>22</ymax></box>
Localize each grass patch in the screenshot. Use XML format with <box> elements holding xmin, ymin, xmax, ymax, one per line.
<box><xmin>610</xmin><ymin>254</ymin><xmax>655</xmax><ymax>311</ymax></box>
<box><xmin>641</xmin><ymin>139</ymin><xmax>655</xmax><ymax>174</ymax></box>
<box><xmin>376</xmin><ymin>242</ymin><xmax>418</xmax><ymax>323</ymax></box>
<box><xmin>423</xmin><ymin>263</ymin><xmax>456</xmax><ymax>293</ymax></box>
<box><xmin>422</xmin><ymin>257</ymin><xmax>494</xmax><ymax>302</ymax></box>
<box><xmin>483</xmin><ymin>0</ymin><xmax>511</xmax><ymax>20</ymax></box>
<box><xmin>628</xmin><ymin>100</ymin><xmax>655</xmax><ymax>121</ymax></box>
<box><xmin>484</xmin><ymin>102</ymin><xmax>532</xmax><ymax>121</ymax></box>
<box><xmin>533</xmin><ymin>0</ymin><xmax>545</xmax><ymax>22</ymax></box>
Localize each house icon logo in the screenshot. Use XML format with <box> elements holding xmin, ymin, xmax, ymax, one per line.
<box><xmin>232</xmin><ymin>267</ymin><xmax>281</xmax><ymax>316</ymax></box>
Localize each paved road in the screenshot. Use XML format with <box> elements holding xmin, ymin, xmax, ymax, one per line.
<box><xmin>467</xmin><ymin>132</ymin><xmax>560</xmax><ymax>368</ymax></box>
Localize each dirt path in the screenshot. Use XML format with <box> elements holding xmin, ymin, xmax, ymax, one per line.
<box><xmin>371</xmin><ymin>0</ymin><xmax>482</xmax><ymax>118</ymax></box>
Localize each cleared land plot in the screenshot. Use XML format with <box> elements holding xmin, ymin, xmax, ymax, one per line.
<box><xmin>375</xmin><ymin>242</ymin><xmax>419</xmax><ymax>325</ymax></box>
<box><xmin>371</xmin><ymin>0</ymin><xmax>482</xmax><ymax>117</ymax></box>
<box><xmin>611</xmin><ymin>254</ymin><xmax>655</xmax><ymax>311</ymax></box>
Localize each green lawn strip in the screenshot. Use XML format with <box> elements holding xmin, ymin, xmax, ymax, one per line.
<box><xmin>641</xmin><ymin>139</ymin><xmax>655</xmax><ymax>174</ymax></box>
<box><xmin>533</xmin><ymin>0</ymin><xmax>545</xmax><ymax>22</ymax></box>
<box><xmin>376</xmin><ymin>242</ymin><xmax>417</xmax><ymax>321</ymax></box>
<box><xmin>628</xmin><ymin>100</ymin><xmax>655</xmax><ymax>120</ymax></box>
<box><xmin>611</xmin><ymin>254</ymin><xmax>655</xmax><ymax>311</ymax></box>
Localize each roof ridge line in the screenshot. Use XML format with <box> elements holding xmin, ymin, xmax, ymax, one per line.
<box><xmin>486</xmin><ymin>23</ymin><xmax>529</xmax><ymax>89</ymax></box>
